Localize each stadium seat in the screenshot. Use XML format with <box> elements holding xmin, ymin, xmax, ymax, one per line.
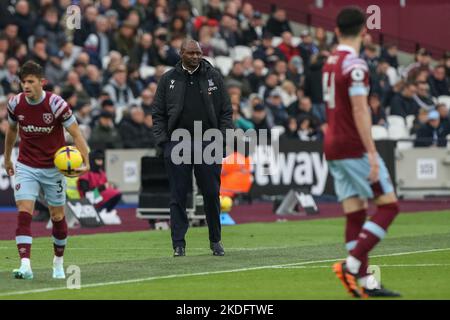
<box><xmin>387</xmin><ymin>115</ymin><xmax>406</xmax><ymax>128</ymax></box>
<box><xmin>271</xmin><ymin>36</ymin><xmax>282</xmax><ymax>47</ymax></box>
<box><xmin>371</xmin><ymin>125</ymin><xmax>389</xmax><ymax>140</ymax></box>
<box><xmin>231</xmin><ymin>45</ymin><xmax>253</xmax><ymax>62</ymax></box>
<box><xmin>139</xmin><ymin>65</ymin><xmax>155</xmax><ymax>79</ymax></box>
<box><xmin>396</xmin><ymin>140</ymin><xmax>413</xmax><ymax>150</ymax></box>
<box><xmin>405</xmin><ymin>114</ymin><xmax>415</xmax><ymax>131</ymax></box>
<box><xmin>215</xmin><ymin>56</ymin><xmax>234</xmax><ymax>76</ymax></box>
<box><xmin>102</xmin><ymin>55</ymin><xmax>111</xmax><ymax>69</ymax></box>
<box><xmin>388</xmin><ymin>125</ymin><xmax>409</xmax><ymax>140</ymax></box>
<box><xmin>437</xmin><ymin>95</ymin><xmax>450</xmax><ymax>109</ymax></box>
<box><xmin>203</xmin><ymin>56</ymin><xmax>216</xmax><ymax>67</ymax></box>
<box><xmin>291</xmin><ymin>36</ymin><xmax>302</xmax><ymax>46</ymax></box>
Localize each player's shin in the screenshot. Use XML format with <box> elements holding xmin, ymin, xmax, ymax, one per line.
<box><xmin>16</xmin><ymin>211</ymin><xmax>33</xmax><ymax>267</ymax></box>
<box><xmin>52</xmin><ymin>216</ymin><xmax>68</xmax><ymax>263</ymax></box>
<box><xmin>347</xmin><ymin>202</ymin><xmax>399</xmax><ymax>275</ymax></box>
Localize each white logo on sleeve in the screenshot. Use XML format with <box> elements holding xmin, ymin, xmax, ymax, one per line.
<box><xmin>170</xmin><ymin>80</ymin><xmax>175</xmax><ymax>89</ymax></box>
<box><xmin>351</xmin><ymin>68</ymin><xmax>365</xmax><ymax>81</ymax></box>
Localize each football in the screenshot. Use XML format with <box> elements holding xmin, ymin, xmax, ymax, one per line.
<box><xmin>54</xmin><ymin>146</ymin><xmax>84</xmax><ymax>176</ymax></box>
<box><xmin>220</xmin><ymin>195</ymin><xmax>233</xmax><ymax>212</ymax></box>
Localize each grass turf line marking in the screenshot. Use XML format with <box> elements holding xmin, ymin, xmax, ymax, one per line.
<box><xmin>1</xmin><ymin>247</ymin><xmax>449</xmax><ymax>297</ymax></box>
<box><xmin>274</xmin><ymin>263</ymin><xmax>450</xmax><ymax>269</ymax></box>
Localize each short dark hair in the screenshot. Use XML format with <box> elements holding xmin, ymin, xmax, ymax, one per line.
<box><xmin>18</xmin><ymin>60</ymin><xmax>44</xmax><ymax>81</ymax></box>
<box><xmin>336</xmin><ymin>6</ymin><xmax>366</xmax><ymax>37</ymax></box>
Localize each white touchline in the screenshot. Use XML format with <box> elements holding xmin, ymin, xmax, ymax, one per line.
<box><xmin>274</xmin><ymin>263</ymin><xmax>450</xmax><ymax>269</ymax></box>
<box><xmin>0</xmin><ymin>247</ymin><xmax>449</xmax><ymax>297</ymax></box>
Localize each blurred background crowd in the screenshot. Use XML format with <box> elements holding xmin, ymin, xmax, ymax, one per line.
<box><xmin>0</xmin><ymin>0</ymin><xmax>450</xmax><ymax>151</ymax></box>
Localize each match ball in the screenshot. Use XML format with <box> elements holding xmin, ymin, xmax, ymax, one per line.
<box><xmin>220</xmin><ymin>196</ymin><xmax>233</xmax><ymax>212</ymax></box>
<box><xmin>54</xmin><ymin>146</ymin><xmax>83</xmax><ymax>176</ymax></box>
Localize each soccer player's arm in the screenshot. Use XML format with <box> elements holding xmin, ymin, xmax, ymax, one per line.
<box><xmin>53</xmin><ymin>98</ymin><xmax>90</xmax><ymax>174</ymax></box>
<box><xmin>348</xmin><ymin>64</ymin><xmax>379</xmax><ymax>182</ymax></box>
<box><xmin>3</xmin><ymin>98</ymin><xmax>19</xmax><ymax>176</ymax></box>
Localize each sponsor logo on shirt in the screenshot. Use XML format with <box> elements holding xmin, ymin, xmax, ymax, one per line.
<box><xmin>21</xmin><ymin>125</ymin><xmax>55</xmax><ymax>134</ymax></box>
<box><xmin>207</xmin><ymin>78</ymin><xmax>218</xmax><ymax>92</ymax></box>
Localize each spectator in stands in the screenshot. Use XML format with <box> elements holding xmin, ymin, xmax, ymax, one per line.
<box><xmin>119</xmin><ymin>106</ymin><xmax>156</xmax><ymax>148</ymax></box>
<box><xmin>314</xmin><ymin>27</ymin><xmax>329</xmax><ymax>51</ymax></box>
<box><xmin>258</xmin><ymin>72</ymin><xmax>279</xmax><ymax>101</ymax></box>
<box><xmin>410</xmin><ymin>108</ymin><xmax>428</xmax><ymax>135</ymax></box>
<box><xmin>13</xmin><ymin>0</ymin><xmax>36</xmax><ymax>44</ymax></box>
<box><xmin>437</xmin><ymin>103</ymin><xmax>450</xmax><ymax>131</ymax></box>
<box><xmin>288</xmin><ymin>96</ymin><xmax>320</xmax><ymax>126</ymax></box>
<box><xmin>266</xmin><ymin>89</ymin><xmax>288</xmax><ymax>126</ymax></box>
<box><xmin>304</xmin><ymin>52</ymin><xmax>327</xmax><ymax>123</ymax></box>
<box><xmin>266</xmin><ymin>7</ymin><xmax>292</xmax><ymax>37</ymax></box>
<box><xmin>127</xmin><ymin>64</ymin><xmax>146</xmax><ymax>98</ymax></box>
<box><xmin>298</xmin><ymin>30</ymin><xmax>319</xmax><ymax>67</ymax></box>
<box><xmin>93</xmin><ymin>14</ymin><xmax>116</xmax><ymax>60</ymax></box>
<box><xmin>225</xmin><ymin>61</ymin><xmax>252</xmax><ymax>98</ymax></box>
<box><xmin>414</xmin><ymin>110</ymin><xmax>449</xmax><ymax>147</ymax></box>
<box><xmin>27</xmin><ymin>37</ymin><xmax>48</xmax><ymax>67</ymax></box>
<box><xmin>170</xmin><ymin>16</ymin><xmax>188</xmax><ymax>39</ymax></box>
<box><xmin>361</xmin><ymin>43</ymin><xmax>378</xmax><ymax>76</ymax></box>
<box><xmin>390</xmin><ymin>82</ymin><xmax>420</xmax><ymax>118</ymax></box>
<box><xmin>149</xmin><ymin>27</ymin><xmax>179</xmax><ymax>66</ymax></box>
<box><xmin>369</xmin><ymin>94</ymin><xmax>387</xmax><ymax>127</ymax></box>
<box><xmin>78</xmin><ymin>150</ymin><xmax>122</xmax><ymax>219</ymax></box>
<box><xmin>251</xmin><ymin>103</ymin><xmax>274</xmax><ymax>134</ymax></box>
<box><xmin>140</xmin><ymin>88</ymin><xmax>154</xmax><ymax>115</ymax></box>
<box><xmin>34</xmin><ymin>7</ymin><xmax>66</xmax><ymax>54</ymax></box>
<box><xmin>380</xmin><ymin>44</ymin><xmax>399</xmax><ymax>69</ymax></box>
<box><xmin>403</xmin><ymin>48</ymin><xmax>433</xmax><ymax>80</ymax></box>
<box><xmin>103</xmin><ymin>64</ymin><xmax>136</xmax><ymax>109</ymax></box>
<box><xmin>60</xmin><ymin>41</ymin><xmax>82</xmax><ymax>73</ymax></box>
<box><xmin>287</xmin><ymin>55</ymin><xmax>303</xmax><ymax>84</ymax></box>
<box><xmin>63</xmin><ymin>70</ymin><xmax>91</xmax><ymax>107</ymax></box>
<box><xmin>3</xmin><ymin>23</ymin><xmax>22</xmax><ymax>59</ymax></box>
<box><xmin>131</xmin><ymin>32</ymin><xmax>153</xmax><ymax>67</ymax></box>
<box><xmin>242</xmin><ymin>11</ymin><xmax>265</xmax><ymax>46</ymax></box>
<box><xmin>45</xmin><ymin>49</ymin><xmax>67</xmax><ymax>87</ymax></box>
<box><xmin>89</xmin><ymin>110</ymin><xmax>123</xmax><ymax>150</ymax></box>
<box><xmin>114</xmin><ymin>20</ymin><xmax>137</xmax><ymax>58</ymax></box>
<box><xmin>370</xmin><ymin>59</ymin><xmax>392</xmax><ymax>107</ymax></box>
<box><xmin>1</xmin><ymin>57</ymin><xmax>21</xmax><ymax>95</ymax></box>
<box><xmin>253</xmin><ymin>32</ymin><xmax>285</xmax><ymax>68</ymax></box>
<box><xmin>219</xmin><ymin>14</ymin><xmax>242</xmax><ymax>48</ymax></box>
<box><xmin>73</xmin><ymin>5</ymin><xmax>99</xmax><ymax>47</ymax></box>
<box><xmin>444</xmin><ymin>51</ymin><xmax>450</xmax><ymax>82</ymax></box>
<box><xmin>81</xmin><ymin>64</ymin><xmax>102</xmax><ymax>98</ymax></box>
<box><xmin>205</xmin><ymin>0</ymin><xmax>223</xmax><ymax>21</ymax></box>
<box><xmin>297</xmin><ymin>114</ymin><xmax>318</xmax><ymax>141</ymax></box>
<box><xmin>280</xmin><ymin>80</ymin><xmax>297</xmax><ymax>107</ymax></box>
<box><xmin>274</xmin><ymin>60</ymin><xmax>288</xmax><ymax>82</ymax></box>
<box><xmin>246</xmin><ymin>59</ymin><xmax>266</xmax><ymax>93</ymax></box>
<box><xmin>428</xmin><ymin>65</ymin><xmax>450</xmax><ymax>97</ymax></box>
<box><xmin>279</xmin><ymin>116</ymin><xmax>300</xmax><ymax>141</ymax></box>
<box><xmin>414</xmin><ymin>81</ymin><xmax>435</xmax><ymax>111</ymax></box>
<box><xmin>277</xmin><ymin>31</ymin><xmax>300</xmax><ymax>62</ymax></box>
<box><xmin>231</xmin><ymin>93</ymin><xmax>254</xmax><ymax>131</ymax></box>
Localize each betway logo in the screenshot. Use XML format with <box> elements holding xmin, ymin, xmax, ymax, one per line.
<box><xmin>21</xmin><ymin>125</ymin><xmax>54</xmax><ymax>134</ymax></box>
<box><xmin>253</xmin><ymin>151</ymin><xmax>328</xmax><ymax>195</ymax></box>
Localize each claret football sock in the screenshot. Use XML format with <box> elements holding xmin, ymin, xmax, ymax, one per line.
<box><xmin>349</xmin><ymin>202</ymin><xmax>399</xmax><ymax>275</ymax></box>
<box><xmin>16</xmin><ymin>211</ymin><xmax>33</xmax><ymax>260</ymax></box>
<box><xmin>52</xmin><ymin>217</ymin><xmax>68</xmax><ymax>258</ymax></box>
<box><xmin>345</xmin><ymin>209</ymin><xmax>367</xmax><ymax>252</ymax></box>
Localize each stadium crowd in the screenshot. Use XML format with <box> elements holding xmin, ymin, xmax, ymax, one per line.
<box><xmin>1</xmin><ymin>0</ymin><xmax>450</xmax><ymax>150</ymax></box>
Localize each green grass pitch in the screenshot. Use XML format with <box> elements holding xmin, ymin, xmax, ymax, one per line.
<box><xmin>0</xmin><ymin>210</ymin><xmax>450</xmax><ymax>299</ymax></box>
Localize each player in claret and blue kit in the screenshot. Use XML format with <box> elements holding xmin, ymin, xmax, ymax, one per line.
<box><xmin>322</xmin><ymin>7</ymin><xmax>401</xmax><ymax>298</ymax></box>
<box><xmin>3</xmin><ymin>61</ymin><xmax>90</xmax><ymax>280</ymax></box>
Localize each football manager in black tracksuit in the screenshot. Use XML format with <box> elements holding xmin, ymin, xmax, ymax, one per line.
<box><xmin>152</xmin><ymin>39</ymin><xmax>233</xmax><ymax>257</ymax></box>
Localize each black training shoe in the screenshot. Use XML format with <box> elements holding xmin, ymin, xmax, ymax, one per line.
<box><xmin>364</xmin><ymin>285</ymin><xmax>401</xmax><ymax>298</ymax></box>
<box><xmin>210</xmin><ymin>242</ymin><xmax>225</xmax><ymax>256</ymax></box>
<box><xmin>173</xmin><ymin>246</ymin><xmax>185</xmax><ymax>257</ymax></box>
